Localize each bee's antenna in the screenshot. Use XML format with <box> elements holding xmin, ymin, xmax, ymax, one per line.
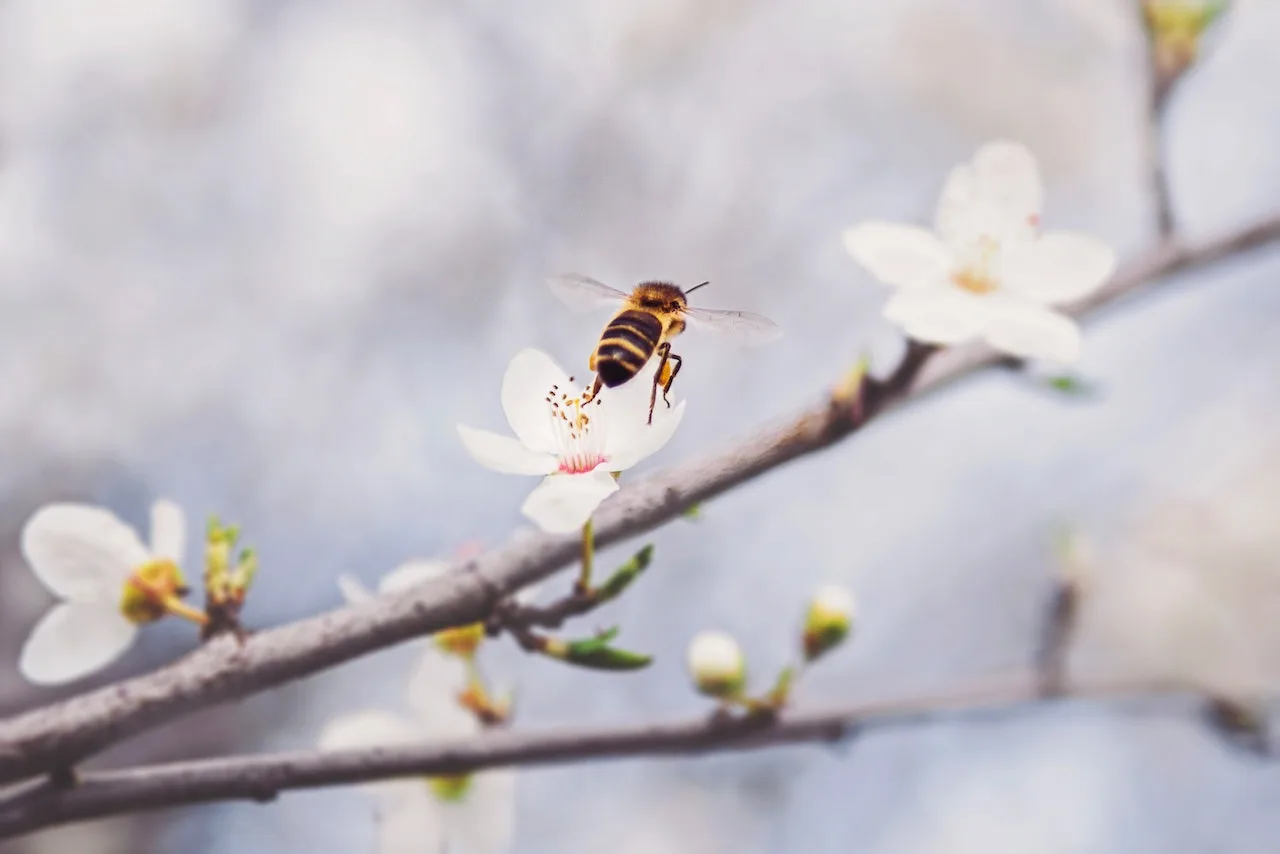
<box><xmin>685</xmin><ymin>281</ymin><xmax>710</xmax><ymax>294</ymax></box>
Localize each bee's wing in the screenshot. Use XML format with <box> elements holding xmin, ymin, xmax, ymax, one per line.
<box><xmin>683</xmin><ymin>306</ymin><xmax>782</xmax><ymax>345</ymax></box>
<box><xmin>547</xmin><ymin>274</ymin><xmax>630</xmax><ymax>313</ymax></box>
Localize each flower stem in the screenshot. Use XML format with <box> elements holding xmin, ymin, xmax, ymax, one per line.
<box><xmin>576</xmin><ymin>518</ymin><xmax>595</xmax><ymax>593</ymax></box>
<box><xmin>163</xmin><ymin>597</ymin><xmax>209</xmax><ymax>627</ymax></box>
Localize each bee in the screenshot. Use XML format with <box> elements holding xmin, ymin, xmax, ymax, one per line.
<box><xmin>548</xmin><ymin>274</ymin><xmax>781</xmax><ymax>424</ymax></box>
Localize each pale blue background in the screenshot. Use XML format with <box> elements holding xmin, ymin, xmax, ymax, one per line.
<box><xmin>1</xmin><ymin>1</ymin><xmax>1279</xmax><ymax>852</ymax></box>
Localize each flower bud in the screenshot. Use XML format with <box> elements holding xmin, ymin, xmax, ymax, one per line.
<box><xmin>802</xmin><ymin>585</ymin><xmax>856</xmax><ymax>662</ymax></box>
<box><xmin>686</xmin><ymin>630</ymin><xmax>746</xmax><ymax>699</ymax></box>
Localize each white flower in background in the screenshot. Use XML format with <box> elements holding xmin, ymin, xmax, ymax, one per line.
<box><xmin>686</xmin><ymin>630</ymin><xmax>746</xmax><ymax>699</ymax></box>
<box><xmin>19</xmin><ymin>500</ymin><xmax>195</xmax><ymax>685</ymax></box>
<box><xmin>338</xmin><ymin>552</ymin><xmax>542</xmax><ymax>659</ymax></box>
<box><xmin>843</xmin><ymin>141</ymin><xmax>1117</xmax><ymax>363</ymax></box>
<box><xmin>319</xmin><ymin>651</ymin><xmax>516</xmax><ymax>854</ymax></box>
<box><xmin>457</xmin><ymin>348</ymin><xmax>685</xmax><ymax>534</ymax></box>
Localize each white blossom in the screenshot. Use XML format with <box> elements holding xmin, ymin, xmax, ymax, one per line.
<box><xmin>457</xmin><ymin>348</ymin><xmax>685</xmax><ymax>533</ymax></box>
<box><xmin>843</xmin><ymin>140</ymin><xmax>1116</xmax><ymax>363</ymax></box>
<box><xmin>19</xmin><ymin>500</ymin><xmax>187</xmax><ymax>685</ymax></box>
<box><xmin>319</xmin><ymin>651</ymin><xmax>516</xmax><ymax>854</ymax></box>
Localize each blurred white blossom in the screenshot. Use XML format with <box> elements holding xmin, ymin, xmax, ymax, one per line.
<box><xmin>843</xmin><ymin>140</ymin><xmax>1116</xmax><ymax>363</ymax></box>
<box><xmin>319</xmin><ymin>650</ymin><xmax>516</xmax><ymax>854</ymax></box>
<box><xmin>19</xmin><ymin>500</ymin><xmax>188</xmax><ymax>684</ymax></box>
<box><xmin>1071</xmin><ymin>449</ymin><xmax>1280</xmax><ymax>697</ymax></box>
<box><xmin>458</xmin><ymin>348</ymin><xmax>685</xmax><ymax>533</ymax></box>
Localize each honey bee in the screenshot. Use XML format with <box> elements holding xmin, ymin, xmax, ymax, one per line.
<box><xmin>548</xmin><ymin>274</ymin><xmax>781</xmax><ymax>423</ymax></box>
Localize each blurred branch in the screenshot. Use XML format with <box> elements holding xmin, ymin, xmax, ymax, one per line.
<box><xmin>1144</xmin><ymin>27</ymin><xmax>1178</xmax><ymax>239</ymax></box>
<box><xmin>0</xmin><ymin>673</ymin><xmax>1259</xmax><ymax>840</ymax></box>
<box><xmin>1</xmin><ymin>216</ymin><xmax>1279</xmax><ymax>788</ymax></box>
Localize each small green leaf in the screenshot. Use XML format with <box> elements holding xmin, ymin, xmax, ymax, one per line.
<box><xmin>597</xmin><ymin>544</ymin><xmax>655</xmax><ymax>601</ymax></box>
<box><xmin>682</xmin><ymin>504</ymin><xmax>702</xmax><ymax>521</ymax></box>
<box><xmin>765</xmin><ymin>666</ymin><xmax>796</xmax><ymax>707</ymax></box>
<box><xmin>562</xmin><ymin>643</ymin><xmax>653</xmax><ymax>671</ymax></box>
<box><xmin>551</xmin><ymin>626</ymin><xmax>653</xmax><ymax>671</ymax></box>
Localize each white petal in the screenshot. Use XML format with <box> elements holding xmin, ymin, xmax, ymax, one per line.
<box><xmin>337</xmin><ymin>574</ymin><xmax>374</xmax><ymax>605</ymax></box>
<box><xmin>319</xmin><ymin>710</ymin><xmax>421</xmax><ymax>751</ymax></box>
<box><xmin>501</xmin><ymin>348</ymin><xmax>571</xmax><ymax>455</ymax></box>
<box><xmin>148</xmin><ymin>499</ymin><xmax>186</xmax><ymax>564</ymax></box>
<box><xmin>406</xmin><ymin>648</ymin><xmax>477</xmax><ymax>733</ymax></box>
<box><xmin>456</xmin><ymin>425</ymin><xmax>558</xmax><ymax>476</ymax></box>
<box><xmin>319</xmin><ymin>711</ymin><xmax>423</xmax><ymax>801</ymax></box>
<box><xmin>441</xmin><ymin>771</ymin><xmax>517</xmax><ymax>854</ymax></box>
<box><xmin>982</xmin><ymin>298</ymin><xmax>1083</xmax><ymax>364</ymax></box>
<box><xmin>606</xmin><ymin>400</ymin><xmax>687</xmax><ymax>471</ymax></box>
<box><xmin>378</xmin><ymin>792</ymin><xmax>446</xmax><ymax>854</ymax></box>
<box><xmin>936</xmin><ymin>140</ymin><xmax>1042</xmax><ymax>251</ymax></box>
<box><xmin>1000</xmin><ymin>232</ymin><xmax>1118</xmax><ymax>305</ymax></box>
<box><xmin>21</xmin><ymin>504</ymin><xmax>151</xmax><ymax>601</ymax></box>
<box><xmin>841</xmin><ymin>222</ymin><xmax>953</xmax><ymax>289</ymax></box>
<box><xmin>379</xmin><ymin>560</ymin><xmax>450</xmax><ymax>596</ymax></box>
<box><xmin>882</xmin><ymin>287</ymin><xmax>992</xmax><ymax>345</ymax></box>
<box><xmin>19</xmin><ymin>601</ymin><xmax>137</xmax><ymax>685</ymax></box>
<box><xmin>520</xmin><ymin>472</ymin><xmax>619</xmax><ymax>534</ymax></box>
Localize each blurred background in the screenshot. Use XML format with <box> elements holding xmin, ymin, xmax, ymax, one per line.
<box><xmin>1</xmin><ymin>0</ymin><xmax>1278</xmax><ymax>851</ymax></box>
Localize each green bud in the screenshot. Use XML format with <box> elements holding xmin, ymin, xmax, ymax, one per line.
<box><xmin>543</xmin><ymin>627</ymin><xmax>653</xmax><ymax>671</ymax></box>
<box><xmin>686</xmin><ymin>630</ymin><xmax>747</xmax><ymax>699</ymax></box>
<box><xmin>802</xmin><ymin>585</ymin><xmax>857</xmax><ymax>663</ymax></box>
<box><xmin>596</xmin><ymin>544</ymin><xmax>655</xmax><ymax>602</ymax></box>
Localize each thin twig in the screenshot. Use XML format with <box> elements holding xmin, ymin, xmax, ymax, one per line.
<box><xmin>0</xmin><ymin>217</ymin><xmax>1278</xmax><ymax>787</ymax></box>
<box><xmin>0</xmin><ymin>673</ymin><xmax>1248</xmax><ymax>840</ymax></box>
<box><xmin>1145</xmin><ymin>52</ymin><xmax>1177</xmax><ymax>239</ymax></box>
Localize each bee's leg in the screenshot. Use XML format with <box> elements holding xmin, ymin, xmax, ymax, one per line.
<box><xmin>648</xmin><ymin>343</ymin><xmax>671</xmax><ymax>425</ymax></box>
<box><xmin>660</xmin><ymin>353</ymin><xmax>682</xmax><ymax>407</ymax></box>
<box><xmin>588</xmin><ymin>373</ymin><xmax>603</xmax><ymax>403</ymax></box>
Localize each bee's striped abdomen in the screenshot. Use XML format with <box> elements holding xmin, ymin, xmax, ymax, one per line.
<box><xmin>595</xmin><ymin>309</ymin><xmax>660</xmax><ymax>387</ymax></box>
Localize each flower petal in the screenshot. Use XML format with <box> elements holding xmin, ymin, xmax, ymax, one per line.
<box><xmin>319</xmin><ymin>710</ymin><xmax>420</xmax><ymax>751</ymax></box>
<box><xmin>841</xmin><ymin>222</ymin><xmax>953</xmax><ymax>289</ymax></box>
<box><xmin>882</xmin><ymin>287</ymin><xmax>991</xmax><ymax>345</ymax></box>
<box><xmin>520</xmin><ymin>472</ymin><xmax>619</xmax><ymax>534</ymax></box>
<box><xmin>406</xmin><ymin>649</ymin><xmax>478</xmax><ymax>734</ymax></box>
<box><xmin>378</xmin><ymin>791</ymin><xmax>446</xmax><ymax>854</ymax></box>
<box><xmin>982</xmin><ymin>298</ymin><xmax>1083</xmax><ymax>363</ymax></box>
<box><xmin>337</xmin><ymin>574</ymin><xmax>374</xmax><ymax>604</ymax></box>
<box><xmin>21</xmin><ymin>504</ymin><xmax>151</xmax><ymax>601</ymax></box>
<box><xmin>440</xmin><ymin>770</ymin><xmax>517</xmax><ymax>854</ymax></box>
<box><xmin>936</xmin><ymin>140</ymin><xmax>1042</xmax><ymax>251</ymax></box>
<box><xmin>19</xmin><ymin>601</ymin><xmax>137</xmax><ymax>685</ymax></box>
<box><xmin>149</xmin><ymin>499</ymin><xmax>186</xmax><ymax>564</ymax></box>
<box><xmin>501</xmin><ymin>348</ymin><xmax>571</xmax><ymax>455</ymax></box>
<box><xmin>606</xmin><ymin>400</ymin><xmax>687</xmax><ymax>471</ymax></box>
<box><xmin>379</xmin><ymin>560</ymin><xmax>450</xmax><ymax>596</ymax></box>
<box><xmin>1000</xmin><ymin>232</ymin><xmax>1117</xmax><ymax>305</ymax></box>
<box><xmin>456</xmin><ymin>425</ymin><xmax>557</xmax><ymax>476</ymax></box>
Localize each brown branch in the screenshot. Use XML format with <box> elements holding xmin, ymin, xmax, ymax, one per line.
<box><xmin>0</xmin><ymin>673</ymin><xmax>1236</xmax><ymax>840</ymax></box>
<box><xmin>0</xmin><ymin>217</ymin><xmax>1278</xmax><ymax>788</ymax></box>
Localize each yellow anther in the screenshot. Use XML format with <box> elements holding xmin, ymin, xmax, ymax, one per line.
<box><xmin>426</xmin><ymin>774</ymin><xmax>473</xmax><ymax>802</ymax></box>
<box><xmin>120</xmin><ymin>559</ymin><xmax>188</xmax><ymax>625</ymax></box>
<box><xmin>434</xmin><ymin>622</ymin><xmax>486</xmax><ymax>657</ymax></box>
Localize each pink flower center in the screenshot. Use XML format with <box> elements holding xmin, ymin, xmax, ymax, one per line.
<box><xmin>545</xmin><ymin>381</ymin><xmax>609</xmax><ymax>475</ymax></box>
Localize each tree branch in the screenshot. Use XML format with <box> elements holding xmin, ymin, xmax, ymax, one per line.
<box><xmin>0</xmin><ymin>673</ymin><xmax>1252</xmax><ymax>840</ymax></box>
<box><xmin>1</xmin><ymin>215</ymin><xmax>1278</xmax><ymax>787</ymax></box>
